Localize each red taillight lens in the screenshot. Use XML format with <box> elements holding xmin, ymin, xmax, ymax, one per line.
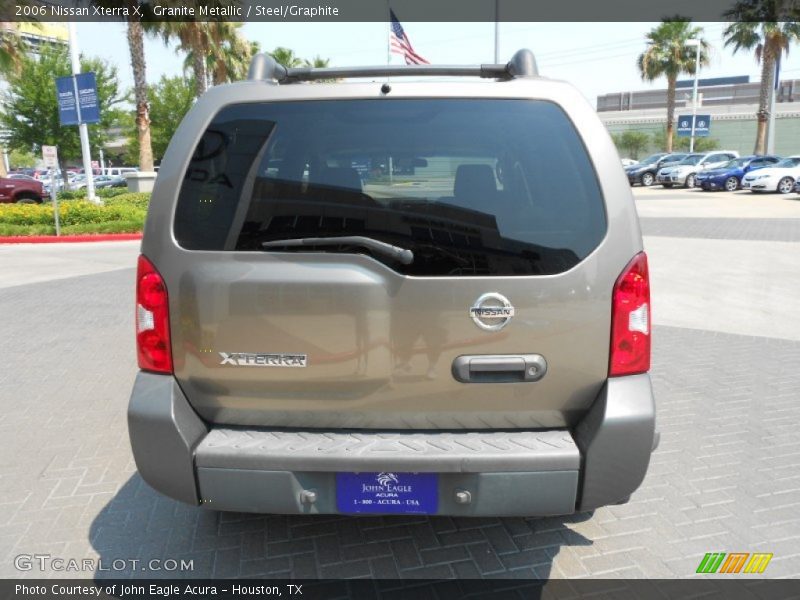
<box><xmin>609</xmin><ymin>252</ymin><xmax>651</xmax><ymax>377</ymax></box>
<box><xmin>136</xmin><ymin>255</ymin><xmax>173</xmax><ymax>374</ymax></box>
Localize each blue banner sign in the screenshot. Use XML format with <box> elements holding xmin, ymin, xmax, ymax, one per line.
<box><xmin>55</xmin><ymin>75</ymin><xmax>79</xmax><ymax>126</ymax></box>
<box><xmin>55</xmin><ymin>72</ymin><xmax>100</xmax><ymax>126</ymax></box>
<box><xmin>677</xmin><ymin>114</ymin><xmax>711</xmax><ymax>137</ymax></box>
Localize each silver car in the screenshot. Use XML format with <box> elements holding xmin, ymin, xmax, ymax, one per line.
<box><xmin>128</xmin><ymin>50</ymin><xmax>657</xmax><ymax>517</ymax></box>
<box><xmin>656</xmin><ymin>151</ymin><xmax>739</xmax><ymax>188</ymax></box>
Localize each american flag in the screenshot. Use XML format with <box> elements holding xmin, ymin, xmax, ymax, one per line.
<box><xmin>389</xmin><ymin>10</ymin><xmax>429</xmax><ymax>65</ymax></box>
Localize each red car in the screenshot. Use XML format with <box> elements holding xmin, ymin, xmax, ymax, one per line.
<box><xmin>0</xmin><ymin>176</ymin><xmax>45</xmax><ymax>204</ymax></box>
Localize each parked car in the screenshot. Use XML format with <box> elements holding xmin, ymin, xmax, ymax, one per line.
<box><xmin>7</xmin><ymin>173</ymin><xmax>38</xmax><ymax>182</ymax></box>
<box><xmin>100</xmin><ymin>167</ymin><xmax>138</xmax><ymax>178</ymax></box>
<box><xmin>695</xmin><ymin>155</ymin><xmax>782</xmax><ymax>192</ymax></box>
<box><xmin>127</xmin><ymin>50</ymin><xmax>657</xmax><ymax>518</ymax></box>
<box><xmin>656</xmin><ymin>151</ymin><xmax>739</xmax><ymax>188</ymax></box>
<box><xmin>741</xmin><ymin>156</ymin><xmax>800</xmax><ymax>194</ymax></box>
<box><xmin>625</xmin><ymin>152</ymin><xmax>671</xmax><ymax>186</ymax></box>
<box><xmin>0</xmin><ymin>176</ymin><xmax>45</xmax><ymax>203</ymax></box>
<box><xmin>621</xmin><ymin>158</ymin><xmax>639</xmax><ymax>167</ymax></box>
<box><xmin>94</xmin><ymin>175</ymin><xmax>127</xmax><ymax>188</ymax></box>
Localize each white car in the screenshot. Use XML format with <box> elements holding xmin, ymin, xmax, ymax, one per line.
<box><xmin>621</xmin><ymin>158</ymin><xmax>639</xmax><ymax>167</ymax></box>
<box><xmin>656</xmin><ymin>151</ymin><xmax>739</xmax><ymax>188</ymax></box>
<box><xmin>741</xmin><ymin>156</ymin><xmax>800</xmax><ymax>193</ymax></box>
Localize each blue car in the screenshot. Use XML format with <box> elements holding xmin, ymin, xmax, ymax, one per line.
<box><xmin>695</xmin><ymin>155</ymin><xmax>781</xmax><ymax>192</ymax></box>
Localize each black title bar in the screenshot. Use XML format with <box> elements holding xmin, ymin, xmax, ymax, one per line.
<box><xmin>3</xmin><ymin>0</ymin><xmax>800</xmax><ymax>22</ymax></box>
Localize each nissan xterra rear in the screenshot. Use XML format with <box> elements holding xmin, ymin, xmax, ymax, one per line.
<box><xmin>128</xmin><ymin>49</ymin><xmax>656</xmax><ymax>517</ymax></box>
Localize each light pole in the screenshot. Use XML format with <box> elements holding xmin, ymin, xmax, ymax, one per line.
<box><xmin>67</xmin><ymin>22</ymin><xmax>98</xmax><ymax>204</ymax></box>
<box><xmin>686</xmin><ymin>39</ymin><xmax>701</xmax><ymax>153</ymax></box>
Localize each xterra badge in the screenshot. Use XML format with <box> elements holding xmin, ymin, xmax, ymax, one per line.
<box><xmin>219</xmin><ymin>352</ymin><xmax>307</xmax><ymax>367</ymax></box>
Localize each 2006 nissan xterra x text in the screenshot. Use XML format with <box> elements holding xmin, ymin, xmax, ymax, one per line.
<box><xmin>129</xmin><ymin>49</ymin><xmax>657</xmax><ymax>517</ymax></box>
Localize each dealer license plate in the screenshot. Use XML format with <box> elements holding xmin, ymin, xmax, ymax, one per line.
<box><xmin>336</xmin><ymin>472</ymin><xmax>438</xmax><ymax>514</ymax></box>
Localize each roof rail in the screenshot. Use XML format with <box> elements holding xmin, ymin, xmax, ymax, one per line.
<box><xmin>248</xmin><ymin>48</ymin><xmax>539</xmax><ymax>84</ymax></box>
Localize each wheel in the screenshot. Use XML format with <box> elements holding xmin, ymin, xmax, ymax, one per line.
<box><xmin>685</xmin><ymin>173</ymin><xmax>696</xmax><ymax>188</ymax></box>
<box><xmin>15</xmin><ymin>194</ymin><xmax>39</xmax><ymax>204</ymax></box>
<box><xmin>641</xmin><ymin>172</ymin><xmax>655</xmax><ymax>187</ymax></box>
<box><xmin>777</xmin><ymin>177</ymin><xmax>794</xmax><ymax>194</ymax></box>
<box><xmin>724</xmin><ymin>177</ymin><xmax>739</xmax><ymax>192</ymax></box>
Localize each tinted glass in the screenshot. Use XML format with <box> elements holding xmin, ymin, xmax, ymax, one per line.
<box><xmin>641</xmin><ymin>153</ymin><xmax>666</xmax><ymax>164</ymax></box>
<box><xmin>776</xmin><ymin>158</ymin><xmax>800</xmax><ymax>168</ymax></box>
<box><xmin>728</xmin><ymin>159</ymin><xmax>748</xmax><ymax>168</ymax></box>
<box><xmin>678</xmin><ymin>155</ymin><xmax>703</xmax><ymax>166</ymax></box>
<box><xmin>174</xmin><ymin>99</ymin><xmax>606</xmax><ymax>276</ymax></box>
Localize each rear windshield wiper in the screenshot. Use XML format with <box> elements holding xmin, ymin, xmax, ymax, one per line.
<box><xmin>262</xmin><ymin>236</ymin><xmax>414</xmax><ymax>265</ymax></box>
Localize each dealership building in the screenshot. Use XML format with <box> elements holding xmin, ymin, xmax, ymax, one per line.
<box><xmin>598</xmin><ymin>76</ymin><xmax>800</xmax><ymax>157</ymax></box>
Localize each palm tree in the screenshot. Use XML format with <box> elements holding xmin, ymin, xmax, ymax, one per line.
<box><xmin>209</xmin><ymin>25</ymin><xmax>253</xmax><ymax>85</ymax></box>
<box><xmin>269</xmin><ymin>47</ymin><xmax>303</xmax><ymax>68</ymax></box>
<box><xmin>126</xmin><ymin>18</ymin><xmax>154</xmax><ymax>171</ymax></box>
<box><xmin>0</xmin><ymin>25</ymin><xmax>26</xmax><ymax>77</ymax></box>
<box><xmin>156</xmin><ymin>21</ymin><xmax>211</xmax><ymax>98</ymax></box>
<box><xmin>181</xmin><ymin>23</ymin><xmax>254</xmax><ymax>87</ymax></box>
<box><xmin>0</xmin><ymin>24</ymin><xmax>30</xmax><ymax>177</ymax></box>
<box><xmin>89</xmin><ymin>0</ymin><xmax>154</xmax><ymax>170</ymax></box>
<box><xmin>723</xmin><ymin>3</ymin><xmax>800</xmax><ymax>154</ymax></box>
<box><xmin>304</xmin><ymin>55</ymin><xmax>330</xmax><ymax>68</ymax></box>
<box><xmin>638</xmin><ymin>19</ymin><xmax>709</xmax><ymax>152</ymax></box>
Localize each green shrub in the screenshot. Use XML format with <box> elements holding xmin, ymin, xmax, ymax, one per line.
<box><xmin>96</xmin><ymin>187</ymin><xmax>129</xmax><ymax>198</ymax></box>
<box><xmin>57</xmin><ymin>186</ymin><xmax>137</xmax><ymax>201</ymax></box>
<box><xmin>103</xmin><ymin>192</ymin><xmax>151</xmax><ymax>209</ymax></box>
<box><xmin>0</xmin><ymin>223</ymin><xmax>55</xmax><ymax>236</ymax></box>
<box><xmin>57</xmin><ymin>189</ymin><xmax>86</xmax><ymax>201</ymax></box>
<box><xmin>0</xmin><ymin>199</ymin><xmax>147</xmax><ymax>235</ymax></box>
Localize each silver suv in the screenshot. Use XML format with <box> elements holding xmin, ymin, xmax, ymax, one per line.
<box><xmin>129</xmin><ymin>50</ymin><xmax>657</xmax><ymax>517</ymax></box>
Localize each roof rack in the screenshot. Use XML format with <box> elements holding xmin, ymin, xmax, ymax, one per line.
<box><xmin>248</xmin><ymin>48</ymin><xmax>538</xmax><ymax>84</ymax></box>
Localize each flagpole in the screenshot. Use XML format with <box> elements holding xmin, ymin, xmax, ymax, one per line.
<box><xmin>387</xmin><ymin>2</ymin><xmax>391</xmax><ymax>67</ymax></box>
<box><xmin>494</xmin><ymin>0</ymin><xmax>499</xmax><ymax>62</ymax></box>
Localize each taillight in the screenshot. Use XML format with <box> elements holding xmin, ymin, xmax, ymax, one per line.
<box><xmin>136</xmin><ymin>255</ymin><xmax>173</xmax><ymax>374</ymax></box>
<box><xmin>609</xmin><ymin>252</ymin><xmax>651</xmax><ymax>377</ymax></box>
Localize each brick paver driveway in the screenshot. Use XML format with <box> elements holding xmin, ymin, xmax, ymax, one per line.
<box><xmin>1</xmin><ymin>188</ymin><xmax>799</xmax><ymax>579</ymax></box>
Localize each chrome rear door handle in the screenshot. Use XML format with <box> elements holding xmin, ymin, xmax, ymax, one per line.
<box><xmin>452</xmin><ymin>354</ymin><xmax>547</xmax><ymax>383</ymax></box>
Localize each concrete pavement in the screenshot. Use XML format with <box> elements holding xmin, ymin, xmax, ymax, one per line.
<box><xmin>0</xmin><ymin>186</ymin><xmax>798</xmax><ymax>579</ymax></box>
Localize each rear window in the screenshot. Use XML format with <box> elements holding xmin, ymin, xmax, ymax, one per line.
<box><xmin>174</xmin><ymin>99</ymin><xmax>606</xmax><ymax>276</ymax></box>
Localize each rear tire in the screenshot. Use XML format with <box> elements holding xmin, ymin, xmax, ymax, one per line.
<box><xmin>724</xmin><ymin>177</ymin><xmax>739</xmax><ymax>192</ymax></box>
<box><xmin>641</xmin><ymin>172</ymin><xmax>654</xmax><ymax>187</ymax></box>
<box><xmin>685</xmin><ymin>174</ymin><xmax>696</xmax><ymax>188</ymax></box>
<box><xmin>778</xmin><ymin>177</ymin><xmax>794</xmax><ymax>194</ymax></box>
<box><xmin>15</xmin><ymin>194</ymin><xmax>40</xmax><ymax>204</ymax></box>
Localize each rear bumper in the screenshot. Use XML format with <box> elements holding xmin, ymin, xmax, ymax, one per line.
<box><xmin>128</xmin><ymin>372</ymin><xmax>656</xmax><ymax>516</ymax></box>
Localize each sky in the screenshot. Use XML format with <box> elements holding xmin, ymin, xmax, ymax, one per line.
<box><xmin>75</xmin><ymin>21</ymin><xmax>800</xmax><ymax>108</ymax></box>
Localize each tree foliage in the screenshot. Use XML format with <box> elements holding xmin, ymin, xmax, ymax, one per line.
<box><xmin>153</xmin><ymin>20</ymin><xmax>253</xmax><ymax>97</ymax></box>
<box><xmin>269</xmin><ymin>47</ymin><xmax>304</xmax><ymax>68</ymax></box>
<box><xmin>8</xmin><ymin>148</ymin><xmax>38</xmax><ymax>169</ymax></box>
<box><xmin>0</xmin><ymin>46</ymin><xmax>126</xmax><ymax>171</ymax></box>
<box><xmin>723</xmin><ymin>4</ymin><xmax>800</xmax><ymax>153</ymax></box>
<box><xmin>650</xmin><ymin>128</ymin><xmax>719</xmax><ymax>152</ymax></box>
<box><xmin>638</xmin><ymin>19</ymin><xmax>709</xmax><ymax>152</ymax></box>
<box><xmin>126</xmin><ymin>75</ymin><xmax>195</xmax><ymax>164</ymax></box>
<box><xmin>612</xmin><ymin>130</ymin><xmax>650</xmax><ymax>159</ymax></box>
